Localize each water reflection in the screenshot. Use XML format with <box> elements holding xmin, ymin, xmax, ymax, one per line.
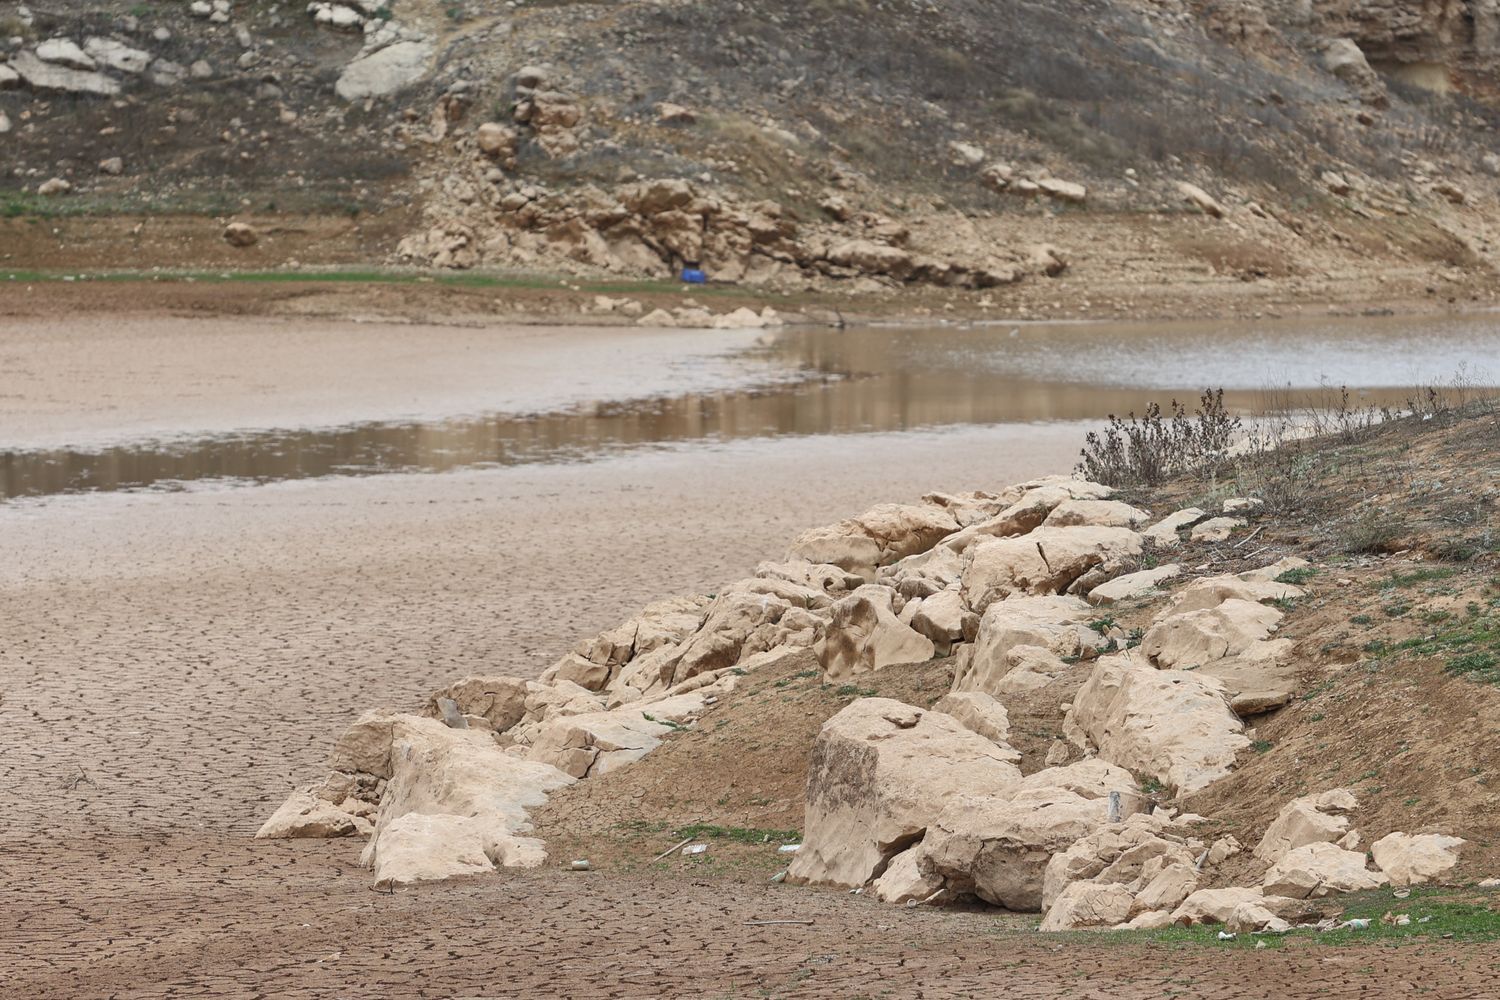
<box><xmin>4</xmin><ymin>317</ymin><xmax>1497</xmax><ymax>501</ymax></box>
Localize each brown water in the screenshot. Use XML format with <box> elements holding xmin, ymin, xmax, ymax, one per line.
<box><xmin>2</xmin><ymin>313</ymin><xmax>1496</xmax><ymax>500</ymax></box>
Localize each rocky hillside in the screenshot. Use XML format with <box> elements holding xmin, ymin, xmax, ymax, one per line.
<box><xmin>8</xmin><ymin>0</ymin><xmax>1500</xmax><ymax>295</ymax></box>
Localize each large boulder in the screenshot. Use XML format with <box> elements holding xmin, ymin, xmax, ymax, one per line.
<box><xmin>788</xmin><ymin>699</ymin><xmax>1022</xmax><ymax>888</ymax></box>
<box><xmin>787</xmin><ymin>503</ymin><xmax>959</xmax><ymax>579</ymax></box>
<box><xmin>9</xmin><ymin>49</ymin><xmax>120</xmax><ymax>96</ymax></box>
<box><xmin>951</xmin><ymin>595</ymin><xmax>1101</xmax><ymax>696</ymax></box>
<box><xmin>1088</xmin><ymin>564</ymin><xmax>1182</xmax><ymax>606</ymax></box>
<box><xmin>906</xmin><ymin>589</ymin><xmax>973</xmax><ymax>654</ymax></box>
<box><xmin>1370</xmin><ymin>833</ymin><xmax>1466</xmax><ymax>886</ymax></box>
<box><xmin>960</xmin><ymin>526</ymin><xmax>1142</xmax><ymax>612</ymax></box>
<box><xmin>1043</xmin><ymin>499</ymin><xmax>1151</xmax><ymax>529</ymax></box>
<box><xmin>1262</xmin><ymin>842</ymin><xmax>1387</xmax><ymax>898</ymax></box>
<box><xmin>335</xmin><ymin>41</ymin><xmax>434</xmax><ymax>100</ymax></box>
<box><xmin>1039</xmin><ymin>881</ymin><xmax>1134</xmax><ymax>930</ymax></box>
<box><xmin>1067</xmin><ymin>651</ymin><xmax>1249</xmax><ymax>794</ymax></box>
<box><xmin>1254</xmin><ymin>789</ymin><xmax>1358</xmax><ymax>862</ymax></box>
<box><xmin>525</xmin><ymin>695</ymin><xmax>705</xmax><ymax>778</ymax></box>
<box><xmin>657</xmin><ymin>591</ymin><xmax>792</xmax><ymax>688</ymax></box>
<box><xmin>1141</xmin><ymin>599</ymin><xmax>1282</xmax><ymax>668</ymax></box>
<box><xmin>426</xmin><ymin>676</ymin><xmax>530</xmax><ymax>733</ymax></box>
<box><xmin>255</xmin><ymin>788</ymin><xmax>367</xmax><ymax>839</ymax></box>
<box><xmin>916</xmin><ymin>787</ymin><xmax>1111</xmax><ymax>911</ymax></box>
<box><xmin>930</xmin><ymin>691</ymin><xmax>1011</xmax><ymax>747</ymax></box>
<box><xmin>816</xmin><ymin>587</ymin><xmax>934</xmax><ymax>680</ymax></box>
<box><xmin>360</xmin><ymin>716</ymin><xmax>574</xmax><ymax>886</ymax></box>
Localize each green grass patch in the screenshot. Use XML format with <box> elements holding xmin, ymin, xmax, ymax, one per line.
<box><xmin>1062</xmin><ymin>888</ymin><xmax>1500</xmax><ymax>949</ymax></box>
<box><xmin>1384</xmin><ymin>567</ymin><xmax>1458</xmax><ymax>589</ymax></box>
<box><xmin>1275</xmin><ymin>567</ymin><xmax>1319</xmax><ymax>585</ymax></box>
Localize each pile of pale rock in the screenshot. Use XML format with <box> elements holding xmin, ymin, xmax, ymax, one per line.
<box><xmin>262</xmin><ymin>475</ymin><xmax>1467</xmax><ymax>924</ymax></box>
<box><xmin>3</xmin><ymin>35</ymin><xmax>164</xmax><ymax>97</ymax></box>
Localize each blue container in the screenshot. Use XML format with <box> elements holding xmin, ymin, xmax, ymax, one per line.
<box><xmin>681</xmin><ymin>268</ymin><xmax>707</xmax><ymax>284</ymax></box>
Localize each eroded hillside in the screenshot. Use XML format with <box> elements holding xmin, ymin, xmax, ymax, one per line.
<box><xmin>8</xmin><ymin>0</ymin><xmax>1500</xmax><ymax>308</ymax></box>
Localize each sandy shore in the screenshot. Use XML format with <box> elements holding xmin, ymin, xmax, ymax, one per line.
<box><xmin>0</xmin><ymin>315</ymin><xmax>778</xmax><ymax>448</ymax></box>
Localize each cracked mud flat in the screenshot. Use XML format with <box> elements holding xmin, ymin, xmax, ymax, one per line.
<box><xmin>5</xmin><ymin>313</ymin><xmax>1500</xmax><ymax>998</ymax></box>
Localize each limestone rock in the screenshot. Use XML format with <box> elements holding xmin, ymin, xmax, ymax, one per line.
<box><xmin>1043</xmin><ymin>499</ymin><xmax>1151</xmax><ymax>529</ymax></box>
<box><xmin>1169</xmin><ymin>886</ymin><xmax>1265</xmax><ymax>926</ymax></box>
<box><xmin>953</xmin><ymin>595</ymin><xmax>1101</xmax><ymax>696</ymax></box>
<box><xmin>1370</xmin><ymin>832</ymin><xmax>1465</xmax><ymax>886</ymax></box>
<box><xmin>1254</xmin><ymin>789</ymin><xmax>1358</xmax><ymax>863</ymax></box>
<box><xmin>335</xmin><ymin>41</ymin><xmax>433</xmax><ymax>100</ymax></box>
<box><xmin>917</xmin><ymin>787</ymin><xmax>1111</xmax><ymax>911</ymax></box>
<box><xmin>788</xmin><ymin>503</ymin><xmax>959</xmax><ymax>579</ymax></box>
<box><xmin>362</xmin><ymin>715</ymin><xmax>574</xmax><ymax>887</ymax></box>
<box><xmin>756</xmin><ymin>560</ymin><xmax>865</xmax><ymax>595</ymax></box>
<box><xmin>1178</xmin><ymin>182</ymin><xmax>1225</xmax><ymax>218</ymax></box>
<box><xmin>1142</xmin><ymin>507</ymin><xmax>1208</xmax><ymax>546</ymax></box>
<box><xmin>36</xmin><ymin>38</ymin><xmax>95</xmax><ymax>70</ymax></box>
<box><xmin>1190</xmin><ymin>516</ymin><xmax>1245</xmax><ymax>542</ymax></box>
<box><xmin>475</xmin><ymin>121</ymin><xmax>519</xmax><ymax>164</ymax></box>
<box><xmin>930</xmin><ymin>690</ymin><xmax>1011</xmax><ymax>747</ymax></box>
<box><xmin>907</xmin><ymin>589</ymin><xmax>972</xmax><ymax>655</ymax></box>
<box><xmin>788</xmin><ymin>699</ymin><xmax>1022</xmax><ymax>889</ymax></box>
<box><xmin>256</xmin><ymin>788</ymin><xmax>366</xmax><ymax>838</ymax></box>
<box><xmin>84</xmin><ymin>37</ymin><xmax>151</xmax><ymax>74</ymax></box>
<box><xmin>659</xmin><ymin>590</ymin><xmax>791</xmax><ymax>688</ymax></box>
<box><xmin>1068</xmin><ymin>651</ymin><xmax>1248</xmax><ymax>794</ymax></box>
<box><xmin>871</xmin><ymin>845</ymin><xmax>944</xmax><ymax>904</ymax></box>
<box><xmin>426</xmin><ymin>675</ymin><xmax>530</xmax><ymax>734</ymax></box>
<box><xmin>37</xmin><ymin>177</ymin><xmax>72</xmax><ymax>196</ymax></box>
<box><xmin>1225</xmin><ymin>901</ymin><xmax>1291</xmax><ymax>934</ymax></box>
<box><xmin>1141</xmin><ymin>599</ymin><xmax>1282</xmax><ymax>669</ymax></box>
<box><xmin>959</xmin><ymin>526</ymin><xmax>1143</xmax><ymax>612</ymax></box>
<box><xmin>1262</xmin><ymin>842</ymin><xmax>1387</xmax><ymax>898</ymax></box>
<box><xmin>1037</xmin><ymin>178</ymin><xmax>1086</xmax><ymax>203</ymax></box>
<box><xmin>10</xmin><ymin>50</ymin><xmax>120</xmax><ymax>95</ymax></box>
<box><xmin>1039</xmin><ymin>881</ymin><xmax>1134</xmax><ymax>930</ymax></box>
<box><xmin>812</xmin><ymin>587</ymin><xmax>932</xmax><ymax>681</ymax></box>
<box><xmin>1088</xmin><ymin>564</ymin><xmax>1181</xmax><ymax>606</ymax></box>
<box><xmin>223</xmin><ymin>222</ymin><xmax>258</xmax><ymax>247</ymax></box>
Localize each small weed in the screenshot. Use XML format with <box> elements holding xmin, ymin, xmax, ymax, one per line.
<box><xmin>832</xmin><ymin>684</ymin><xmax>877</xmax><ymax>698</ymax></box>
<box><xmin>1384</xmin><ymin>567</ymin><xmax>1458</xmax><ymax>589</ymax></box>
<box><xmin>1252</xmin><ymin>739</ymin><xmax>1273</xmax><ymax>753</ymax></box>
<box><xmin>1088</xmin><ymin>617</ymin><xmax>1117</xmax><ymax>635</ymax></box>
<box><xmin>1275</xmin><ymin>567</ymin><xmax>1319</xmax><ymax>585</ymax></box>
<box><xmin>1140</xmin><ymin>777</ymin><xmax>1165</xmax><ymax>794</ymax></box>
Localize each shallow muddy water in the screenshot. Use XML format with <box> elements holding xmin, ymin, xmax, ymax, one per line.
<box><xmin>2</xmin><ymin>312</ymin><xmax>1497</xmax><ymax>499</ymax></box>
